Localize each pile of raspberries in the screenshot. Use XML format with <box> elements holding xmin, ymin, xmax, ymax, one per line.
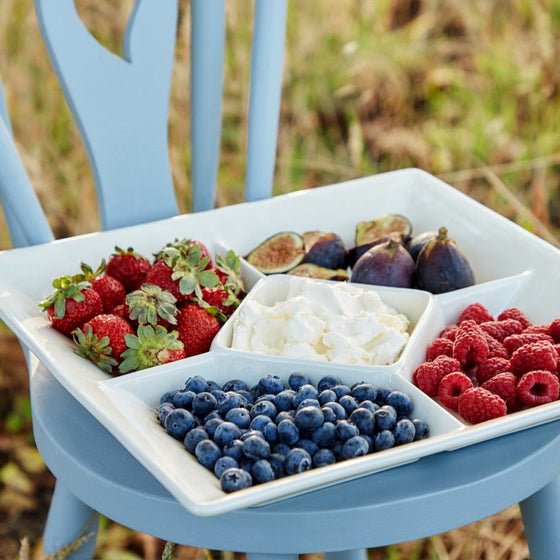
<box><xmin>413</xmin><ymin>302</ymin><xmax>560</xmax><ymax>424</ymax></box>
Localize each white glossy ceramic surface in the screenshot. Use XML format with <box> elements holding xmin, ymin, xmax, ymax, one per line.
<box><xmin>1</xmin><ymin>168</ymin><xmax>560</xmax><ymax>515</ymax></box>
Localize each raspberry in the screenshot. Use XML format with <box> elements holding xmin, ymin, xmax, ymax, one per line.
<box><xmin>457</xmin><ymin>303</ymin><xmax>494</xmax><ymax>325</ymax></box>
<box><xmin>479</xmin><ymin>319</ymin><xmax>523</xmax><ymax>342</ymax></box>
<box><xmin>426</xmin><ymin>337</ymin><xmax>454</xmax><ymax>361</ymax></box>
<box><xmin>510</xmin><ymin>340</ymin><xmax>558</xmax><ymax>376</ymax></box>
<box><xmin>549</xmin><ymin>318</ymin><xmax>560</xmax><ymax>343</ymax></box>
<box><xmin>439</xmin><ymin>325</ymin><xmax>459</xmax><ymax>341</ymax></box>
<box><xmin>497</xmin><ymin>308</ymin><xmax>532</xmax><ymax>330</ymax></box>
<box><xmin>413</xmin><ymin>355</ymin><xmax>462</xmax><ymax>397</ymax></box>
<box><xmin>437</xmin><ymin>372</ymin><xmax>473</xmax><ymax>410</ymax></box>
<box><xmin>457</xmin><ymin>387</ymin><xmax>507</xmax><ymax>424</ymax></box>
<box><xmin>483</xmin><ymin>333</ymin><xmax>509</xmax><ymax>360</ymax></box>
<box><xmin>481</xmin><ymin>372</ymin><xmax>521</xmax><ymax>413</ymax></box>
<box><xmin>523</xmin><ymin>324</ymin><xmax>551</xmax><ymax>336</ymax></box>
<box><xmin>452</xmin><ymin>320</ymin><xmax>489</xmax><ymax>368</ymax></box>
<box><xmin>516</xmin><ymin>370</ymin><xmax>560</xmax><ymax>407</ymax></box>
<box><xmin>503</xmin><ymin>332</ymin><xmax>555</xmax><ymax>355</ymax></box>
<box><xmin>475</xmin><ymin>356</ymin><xmax>512</xmax><ymax>385</ymax></box>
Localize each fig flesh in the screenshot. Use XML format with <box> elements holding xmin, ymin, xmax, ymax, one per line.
<box><xmin>355</xmin><ymin>214</ymin><xmax>412</xmax><ymax>246</ymax></box>
<box><xmin>407</xmin><ymin>231</ymin><xmax>437</xmax><ymax>262</ymax></box>
<box><xmin>246</xmin><ymin>232</ymin><xmax>305</xmax><ymax>274</ymax></box>
<box><xmin>350</xmin><ymin>236</ymin><xmax>415</xmax><ymax>288</ymax></box>
<box><xmin>289</xmin><ymin>263</ymin><xmax>349</xmax><ymax>281</ymax></box>
<box><xmin>302</xmin><ymin>231</ymin><xmax>348</xmax><ymax>270</ymax></box>
<box><xmin>414</xmin><ymin>227</ymin><xmax>475</xmax><ymax>294</ymax></box>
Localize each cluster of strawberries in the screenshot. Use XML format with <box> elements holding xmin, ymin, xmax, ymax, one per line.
<box><xmin>413</xmin><ymin>302</ymin><xmax>560</xmax><ymax>424</ymax></box>
<box><xmin>39</xmin><ymin>239</ymin><xmax>246</xmax><ymax>375</ymax></box>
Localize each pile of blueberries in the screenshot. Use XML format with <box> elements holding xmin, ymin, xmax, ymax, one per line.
<box><xmin>157</xmin><ymin>372</ymin><xmax>430</xmax><ymax>493</ymax></box>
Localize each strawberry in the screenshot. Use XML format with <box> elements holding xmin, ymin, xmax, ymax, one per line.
<box><xmin>144</xmin><ymin>259</ymin><xmax>183</xmax><ymax>302</ymax></box>
<box><xmin>119</xmin><ymin>324</ymin><xmax>186</xmax><ymax>373</ymax></box>
<box><xmin>176</xmin><ymin>303</ymin><xmax>221</xmax><ymax>357</ymax></box>
<box><xmin>80</xmin><ymin>259</ymin><xmax>126</xmax><ymax>312</ymax></box>
<box><xmin>39</xmin><ymin>275</ymin><xmax>103</xmax><ymax>336</ymax></box>
<box><xmin>106</xmin><ymin>246</ymin><xmax>151</xmax><ymax>291</ymax></box>
<box><xmin>154</xmin><ymin>238</ymin><xmax>213</xmax><ymax>269</ymax></box>
<box><xmin>125</xmin><ymin>284</ymin><xmax>178</xmax><ymax>327</ymax></box>
<box><xmin>200</xmin><ymin>286</ymin><xmax>240</xmax><ymax>318</ymax></box>
<box><xmin>73</xmin><ymin>314</ymin><xmax>134</xmax><ymax>374</ymax></box>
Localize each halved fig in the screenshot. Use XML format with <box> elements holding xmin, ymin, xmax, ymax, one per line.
<box><xmin>355</xmin><ymin>214</ymin><xmax>412</xmax><ymax>246</ymax></box>
<box><xmin>246</xmin><ymin>232</ymin><xmax>305</xmax><ymax>274</ymax></box>
<box><xmin>302</xmin><ymin>231</ymin><xmax>348</xmax><ymax>270</ymax></box>
<box><xmin>289</xmin><ymin>263</ymin><xmax>349</xmax><ymax>281</ymax></box>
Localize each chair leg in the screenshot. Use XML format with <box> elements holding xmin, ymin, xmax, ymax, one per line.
<box><xmin>43</xmin><ymin>481</ymin><xmax>100</xmax><ymax>559</ymax></box>
<box><xmin>324</xmin><ymin>549</ymin><xmax>368</xmax><ymax>560</ymax></box>
<box><xmin>519</xmin><ymin>473</ymin><xmax>560</xmax><ymax>560</ymax></box>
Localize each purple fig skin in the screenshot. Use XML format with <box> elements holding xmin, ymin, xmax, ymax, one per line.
<box><xmin>350</xmin><ymin>237</ymin><xmax>415</xmax><ymax>288</ymax></box>
<box><xmin>407</xmin><ymin>231</ymin><xmax>437</xmax><ymax>262</ymax></box>
<box><xmin>303</xmin><ymin>232</ymin><xmax>348</xmax><ymax>270</ymax></box>
<box><xmin>414</xmin><ymin>227</ymin><xmax>475</xmax><ymax>294</ymax></box>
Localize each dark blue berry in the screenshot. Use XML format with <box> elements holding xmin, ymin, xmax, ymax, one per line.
<box><xmin>242</xmin><ymin>434</ymin><xmax>271</xmax><ymax>460</ymax></box>
<box><xmin>386</xmin><ymin>391</ymin><xmax>414</xmax><ymax>417</ymax></box>
<box><xmin>262</xmin><ymin>421</ymin><xmax>278</xmax><ymax>444</ymax></box>
<box><xmin>184</xmin><ymin>426</ymin><xmax>209</xmax><ymax>454</ymax></box>
<box><xmin>321</xmin><ymin>405</ymin><xmax>337</xmax><ymax>423</ymax></box>
<box><xmin>250</xmin><ymin>399</ymin><xmax>277</xmax><ymax>420</ymax></box>
<box><xmin>375</xmin><ymin>386</ymin><xmax>393</xmax><ymax>405</ymax></box>
<box><xmin>275</xmin><ymin>410</ymin><xmax>295</xmax><ymax>422</ymax></box>
<box><xmin>339</xmin><ymin>394</ymin><xmax>359</xmax><ymax>415</ymax></box>
<box><xmin>284</xmin><ymin>448</ymin><xmax>312</xmax><ymax>475</ymax></box>
<box><xmin>296</xmin><ymin>397</ymin><xmax>321</xmax><ymax>410</ymax></box>
<box><xmin>269</xmin><ymin>453</ymin><xmax>286</xmax><ymax>478</ymax></box>
<box><xmin>204</xmin><ymin>417</ymin><xmax>224</xmax><ymax>438</ymax></box>
<box><xmin>374</xmin><ymin>405</ymin><xmax>397</xmax><ymax>431</ymax></box>
<box><xmin>222</xmin><ymin>438</ymin><xmax>245</xmax><ymax>462</ymax></box>
<box><xmin>323</xmin><ymin>401</ymin><xmax>347</xmax><ymax>421</ymax></box>
<box><xmin>351</xmin><ymin>383</ymin><xmax>377</xmax><ymax>403</ymax></box>
<box><xmin>274</xmin><ymin>389</ymin><xmax>295</xmax><ymax>411</ymax></box>
<box><xmin>331</xmin><ymin>384</ymin><xmax>351</xmax><ymax>399</ymax></box>
<box><xmin>237</xmin><ymin>389</ymin><xmax>254</xmax><ymax>405</ymax></box>
<box><xmin>310</xmin><ymin>422</ymin><xmax>337</xmax><ymax>447</ymax></box>
<box><xmin>412</xmin><ymin>418</ymin><xmax>430</xmax><ymax>440</ymax></box>
<box><xmin>250</xmin><ymin>414</ymin><xmax>273</xmax><ymax>432</ymax></box>
<box><xmin>222</xmin><ymin>379</ymin><xmax>249</xmax><ymax>392</ymax></box>
<box><xmin>165</xmin><ymin>408</ymin><xmax>195</xmax><ymax>439</ymax></box>
<box><xmin>217</xmin><ymin>391</ymin><xmax>247</xmax><ymax>416</ymax></box>
<box><xmin>213</xmin><ymin>421</ymin><xmax>242</xmax><ymax>448</ymax></box>
<box><xmin>206</xmin><ymin>380</ymin><xmax>221</xmax><ymax>392</ymax></box>
<box><xmin>313</xmin><ymin>448</ymin><xmax>336</xmax><ymax>467</ymax></box>
<box><xmin>203</xmin><ymin>410</ymin><xmax>222</xmax><ymax>423</ymax></box>
<box><xmin>393</xmin><ymin>418</ymin><xmax>416</xmax><ymax>445</ymax></box>
<box><xmin>318</xmin><ymin>389</ymin><xmax>337</xmax><ymax>405</ymax></box>
<box><xmin>251</xmin><ymin>459</ymin><xmax>276</xmax><ymax>483</ymax></box>
<box><xmin>184</xmin><ymin>375</ymin><xmax>209</xmax><ymax>393</ymax></box>
<box><xmin>336</xmin><ymin>419</ymin><xmax>359</xmax><ymax>441</ymax></box>
<box><xmin>225</xmin><ymin>407</ymin><xmax>251</xmax><ymax>429</ymax></box>
<box><xmin>272</xmin><ymin>442</ymin><xmax>291</xmax><ymax>456</ymax></box>
<box><xmin>173</xmin><ymin>389</ymin><xmax>195</xmax><ymax>409</ymax></box>
<box><xmin>292</xmin><ymin>384</ymin><xmax>319</xmax><ymax>408</ymax></box>
<box><xmin>257</xmin><ymin>375</ymin><xmax>285</xmax><ymax>395</ymax></box>
<box><xmin>317</xmin><ymin>374</ymin><xmax>342</xmax><ymax>392</ymax></box>
<box><xmin>277</xmin><ymin>418</ymin><xmax>300</xmax><ymax>445</ymax></box>
<box><xmin>157</xmin><ymin>403</ymin><xmax>174</xmax><ymax>426</ymax></box>
<box><xmin>294</xmin><ymin>405</ymin><xmax>324</xmax><ymax>431</ymax></box>
<box><xmin>359</xmin><ymin>400</ymin><xmax>379</xmax><ymax>413</ymax></box>
<box><xmin>374</xmin><ymin>429</ymin><xmax>395</xmax><ymax>451</ymax></box>
<box><xmin>349</xmin><ymin>407</ymin><xmax>375</xmax><ymax>435</ymax></box>
<box><xmin>220</xmin><ymin>467</ymin><xmax>252</xmax><ymax>492</ymax></box>
<box><xmin>195</xmin><ymin>439</ymin><xmax>221</xmax><ymax>469</ymax></box>
<box><xmin>288</xmin><ymin>371</ymin><xmax>311</xmax><ymax>390</ymax></box>
<box><xmin>296</xmin><ymin>438</ymin><xmax>319</xmax><ymax>457</ymax></box>
<box><xmin>159</xmin><ymin>389</ymin><xmax>179</xmax><ymax>405</ymax></box>
<box><xmin>214</xmin><ymin>456</ymin><xmax>239</xmax><ymax>478</ymax></box>
<box><xmin>240</xmin><ymin>429</ymin><xmax>266</xmax><ymax>441</ymax></box>
<box><xmin>342</xmin><ymin>435</ymin><xmax>370</xmax><ymax>459</ymax></box>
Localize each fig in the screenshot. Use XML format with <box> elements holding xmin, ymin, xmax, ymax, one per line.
<box><xmin>289</xmin><ymin>263</ymin><xmax>349</xmax><ymax>281</ymax></box>
<box><xmin>414</xmin><ymin>227</ymin><xmax>475</xmax><ymax>294</ymax></box>
<box><xmin>302</xmin><ymin>231</ymin><xmax>348</xmax><ymax>270</ymax></box>
<box><xmin>407</xmin><ymin>231</ymin><xmax>437</xmax><ymax>262</ymax></box>
<box><xmin>246</xmin><ymin>232</ymin><xmax>305</xmax><ymax>274</ymax></box>
<box><xmin>355</xmin><ymin>214</ymin><xmax>412</xmax><ymax>246</ymax></box>
<box><xmin>347</xmin><ymin>236</ymin><xmax>392</xmax><ymax>268</ymax></box>
<box><xmin>350</xmin><ymin>236</ymin><xmax>415</xmax><ymax>288</ymax></box>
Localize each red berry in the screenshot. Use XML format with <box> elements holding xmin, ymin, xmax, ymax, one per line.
<box><xmin>457</xmin><ymin>303</ymin><xmax>494</xmax><ymax>324</ymax></box>
<box><xmin>523</xmin><ymin>324</ymin><xmax>551</xmax><ymax>336</ymax></box>
<box><xmin>497</xmin><ymin>308</ymin><xmax>532</xmax><ymax>330</ymax></box>
<box><xmin>437</xmin><ymin>371</ymin><xmax>473</xmax><ymax>410</ymax></box>
<box><xmin>503</xmin><ymin>332</ymin><xmax>555</xmax><ymax>355</ymax></box>
<box><xmin>439</xmin><ymin>325</ymin><xmax>459</xmax><ymax>341</ymax></box>
<box><xmin>481</xmin><ymin>372</ymin><xmax>521</xmax><ymax>413</ymax></box>
<box><xmin>91</xmin><ymin>275</ymin><xmax>127</xmax><ymax>312</ymax></box>
<box><xmin>510</xmin><ymin>340</ymin><xmax>558</xmax><ymax>377</ymax></box>
<box><xmin>106</xmin><ymin>247</ymin><xmax>151</xmax><ymax>292</ymax></box>
<box><xmin>176</xmin><ymin>304</ymin><xmax>221</xmax><ymax>358</ymax></box>
<box><xmin>413</xmin><ymin>355</ymin><xmax>462</xmax><ymax>397</ymax></box>
<box><xmin>457</xmin><ymin>387</ymin><xmax>507</xmax><ymax>424</ymax></box>
<box><xmin>549</xmin><ymin>318</ymin><xmax>560</xmax><ymax>343</ymax></box>
<box><xmin>452</xmin><ymin>320</ymin><xmax>489</xmax><ymax>368</ymax></box>
<box><xmin>144</xmin><ymin>259</ymin><xmax>184</xmax><ymax>301</ymax></box>
<box><xmin>426</xmin><ymin>337</ymin><xmax>454</xmax><ymax>361</ymax></box>
<box><xmin>516</xmin><ymin>370</ymin><xmax>560</xmax><ymax>407</ymax></box>
<box><xmin>482</xmin><ymin>332</ymin><xmax>509</xmax><ymax>360</ymax></box>
<box><xmin>479</xmin><ymin>319</ymin><xmax>523</xmax><ymax>342</ymax></box>
<box><xmin>475</xmin><ymin>356</ymin><xmax>511</xmax><ymax>385</ymax></box>
<box><xmin>200</xmin><ymin>286</ymin><xmax>240</xmax><ymax>317</ymax></box>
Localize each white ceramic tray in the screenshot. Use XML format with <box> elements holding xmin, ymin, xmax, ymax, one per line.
<box><xmin>1</xmin><ymin>167</ymin><xmax>560</xmax><ymax>516</ymax></box>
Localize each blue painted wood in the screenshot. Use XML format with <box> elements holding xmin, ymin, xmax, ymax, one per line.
<box><xmin>34</xmin><ymin>0</ymin><xmax>179</xmax><ymax>230</ymax></box>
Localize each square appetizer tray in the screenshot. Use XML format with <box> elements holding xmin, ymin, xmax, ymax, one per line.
<box><xmin>1</xmin><ymin>167</ymin><xmax>560</xmax><ymax>516</ymax></box>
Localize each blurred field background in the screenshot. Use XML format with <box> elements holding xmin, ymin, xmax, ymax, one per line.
<box><xmin>1</xmin><ymin>0</ymin><xmax>560</xmax><ymax>558</ymax></box>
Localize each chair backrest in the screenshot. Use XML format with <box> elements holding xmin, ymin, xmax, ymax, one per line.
<box><xmin>0</xmin><ymin>0</ymin><xmax>287</xmax><ymax>246</ymax></box>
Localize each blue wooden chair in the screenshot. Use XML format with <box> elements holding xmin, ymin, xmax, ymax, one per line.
<box><xmin>1</xmin><ymin>2</ymin><xmax>560</xmax><ymax>559</ymax></box>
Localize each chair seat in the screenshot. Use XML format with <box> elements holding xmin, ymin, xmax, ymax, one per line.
<box><xmin>30</xmin><ymin>353</ymin><xmax>560</xmax><ymax>555</ymax></box>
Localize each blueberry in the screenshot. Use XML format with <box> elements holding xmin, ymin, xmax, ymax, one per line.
<box><xmin>318</xmin><ymin>389</ymin><xmax>337</xmax><ymax>405</ymax></box>
<box><xmin>184</xmin><ymin>375</ymin><xmax>209</xmax><ymax>394</ymax></box>
<box><xmin>222</xmin><ymin>379</ymin><xmax>250</xmax><ymax>392</ymax></box>
<box><xmin>285</xmin><ymin>448</ymin><xmax>312</xmax><ymax>475</ymax></box>
<box><xmin>277</xmin><ymin>418</ymin><xmax>300</xmax><ymax>445</ymax></box>
<box><xmin>336</xmin><ymin>419</ymin><xmax>360</xmax><ymax>441</ymax></box>
<box><xmin>361</xmin><ymin>434</ymin><xmax>374</xmax><ymax>453</ymax></box>
<box><xmin>242</xmin><ymin>434</ymin><xmax>271</xmax><ymax>460</ymax></box>
<box><xmin>225</xmin><ymin>407</ymin><xmax>252</xmax><ymax>429</ymax></box>
<box><xmin>165</xmin><ymin>408</ymin><xmax>196</xmax><ymax>440</ymax></box>
<box><xmin>192</xmin><ymin>391</ymin><xmax>218</xmax><ymax>417</ymax></box>
<box><xmin>296</xmin><ymin>397</ymin><xmax>321</xmax><ymax>410</ymax></box>
<box><xmin>250</xmin><ymin>399</ymin><xmax>278</xmax><ymax>420</ymax></box>
<box><xmin>213</xmin><ymin>421</ymin><xmax>242</xmax><ymax>448</ymax></box>
<box><xmin>184</xmin><ymin>426</ymin><xmax>209</xmax><ymax>454</ymax></box>
<box><xmin>240</xmin><ymin>429</ymin><xmax>266</xmax><ymax>441</ymax></box>
<box><xmin>269</xmin><ymin>453</ymin><xmax>286</xmax><ymax>478</ymax></box>
<box><xmin>349</xmin><ymin>407</ymin><xmax>375</xmax><ymax>435</ymax></box>
<box><xmin>262</xmin><ymin>421</ymin><xmax>278</xmax><ymax>444</ymax></box>
<box><xmin>288</xmin><ymin>371</ymin><xmax>311</xmax><ymax>390</ymax></box>
<box><xmin>211</xmin><ymin>389</ymin><xmax>225</xmax><ymax>402</ymax></box>
<box><xmin>206</xmin><ymin>379</ymin><xmax>221</xmax><ymax>391</ymax></box>
<box><xmin>255</xmin><ymin>393</ymin><xmax>276</xmax><ymax>404</ymax></box>
<box><xmin>239</xmin><ymin>459</ymin><xmax>254</xmax><ymax>473</ymax></box>
<box><xmin>329</xmin><ymin>440</ymin><xmax>343</xmax><ymax>460</ymax></box>
<box><xmin>331</xmin><ymin>384</ymin><xmax>351</xmax><ymax>399</ymax></box>
<box><xmin>321</xmin><ymin>405</ymin><xmax>337</xmax><ymax>424</ymax></box>
<box><xmin>220</xmin><ymin>467</ymin><xmax>252</xmax><ymax>493</ymax></box>
<box><xmin>313</xmin><ymin>448</ymin><xmax>336</xmax><ymax>468</ymax></box>
<box><xmin>222</xmin><ymin>438</ymin><xmax>245</xmax><ymax>462</ymax></box>
<box><xmin>250</xmin><ymin>414</ymin><xmax>273</xmax><ymax>432</ymax></box>
<box><xmin>294</xmin><ymin>405</ymin><xmax>324</xmax><ymax>432</ymax></box>
<box><xmin>412</xmin><ymin>418</ymin><xmax>430</xmax><ymax>440</ymax></box>
<box><xmin>159</xmin><ymin>389</ymin><xmax>179</xmax><ymax>405</ymax></box>
<box><xmin>386</xmin><ymin>391</ymin><xmax>414</xmax><ymax>417</ymax></box>
<box><xmin>214</xmin><ymin>456</ymin><xmax>239</xmax><ymax>478</ymax></box>
<box><xmin>351</xmin><ymin>382</ymin><xmax>377</xmax><ymax>403</ymax></box>
<box><xmin>317</xmin><ymin>374</ymin><xmax>342</xmax><ymax>392</ymax></box>
<box><xmin>251</xmin><ymin>459</ymin><xmax>276</xmax><ymax>483</ymax></box>
<box><xmin>339</xmin><ymin>394</ymin><xmax>359</xmax><ymax>415</ymax></box>
<box><xmin>274</xmin><ymin>389</ymin><xmax>296</xmax><ymax>411</ymax></box>
<box><xmin>342</xmin><ymin>435</ymin><xmax>370</xmax><ymax>459</ymax></box>
<box><xmin>204</xmin><ymin>417</ymin><xmax>224</xmax><ymax>438</ymax></box>
<box><xmin>237</xmin><ymin>389</ymin><xmax>254</xmax><ymax>405</ymax></box>
<box><xmin>322</xmin><ymin>401</ymin><xmax>347</xmax><ymax>421</ymax></box>
<box><xmin>374</xmin><ymin>429</ymin><xmax>395</xmax><ymax>451</ymax></box>
<box><xmin>195</xmin><ymin>439</ymin><xmax>221</xmax><ymax>469</ymax></box>
<box><xmin>217</xmin><ymin>391</ymin><xmax>247</xmax><ymax>416</ymax></box>
<box><xmin>310</xmin><ymin>422</ymin><xmax>337</xmax><ymax>447</ymax></box>
<box><xmin>374</xmin><ymin>405</ymin><xmax>397</xmax><ymax>431</ymax></box>
<box><xmin>157</xmin><ymin>403</ymin><xmax>174</xmax><ymax>426</ymax></box>
<box><xmin>293</xmin><ymin>384</ymin><xmax>319</xmax><ymax>408</ymax></box>
<box><xmin>203</xmin><ymin>410</ymin><xmax>222</xmax><ymax>423</ymax></box>
<box><xmin>359</xmin><ymin>400</ymin><xmax>379</xmax><ymax>414</ymax></box>
<box><xmin>375</xmin><ymin>386</ymin><xmax>393</xmax><ymax>405</ymax></box>
<box><xmin>276</xmin><ymin>410</ymin><xmax>295</xmax><ymax>422</ymax></box>
<box><xmin>393</xmin><ymin>418</ymin><xmax>416</xmax><ymax>445</ymax></box>
<box><xmin>272</xmin><ymin>442</ymin><xmax>291</xmax><ymax>456</ymax></box>
<box><xmin>257</xmin><ymin>375</ymin><xmax>285</xmax><ymax>395</ymax></box>
<box><xmin>296</xmin><ymin>438</ymin><xmax>319</xmax><ymax>457</ymax></box>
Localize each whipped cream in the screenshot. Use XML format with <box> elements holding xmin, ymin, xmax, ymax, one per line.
<box><xmin>230</xmin><ymin>281</ymin><xmax>410</xmax><ymax>365</ymax></box>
